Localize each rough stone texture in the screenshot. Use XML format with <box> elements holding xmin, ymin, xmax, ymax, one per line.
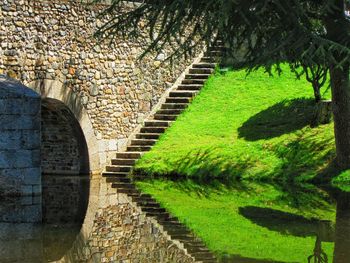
<box><xmin>0</xmin><ymin>0</ymin><xmax>199</xmax><ymax>172</ymax></box>
<box><xmin>0</xmin><ymin>75</ymin><xmax>41</xmax><ymax>197</ymax></box>
<box><xmin>41</xmin><ymin>98</ymin><xmax>90</xmax><ymax>175</ymax></box>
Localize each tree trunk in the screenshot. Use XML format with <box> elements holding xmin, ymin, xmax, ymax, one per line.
<box><xmin>313</xmin><ymin>82</ymin><xmax>321</xmax><ymax>103</ymax></box>
<box><xmin>325</xmin><ymin>0</ymin><xmax>350</xmax><ymax>169</ymax></box>
<box><xmin>330</xmin><ymin>65</ymin><xmax>350</xmax><ymax>169</ymax></box>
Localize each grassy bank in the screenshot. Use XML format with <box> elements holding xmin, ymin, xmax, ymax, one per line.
<box><xmin>135</xmin><ymin>67</ymin><xmax>334</xmax><ymax>183</ymax></box>
<box><xmin>134</xmin><ymin>67</ymin><xmax>339</xmax><ymax>261</ymax></box>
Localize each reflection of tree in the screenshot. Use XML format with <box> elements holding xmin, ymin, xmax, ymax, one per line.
<box><xmin>239</xmin><ymin>206</ymin><xmax>333</xmax><ymax>262</ymax></box>
<box><xmin>332</xmin><ymin>190</ymin><xmax>350</xmax><ymax>263</ymax></box>
<box><xmin>308</xmin><ymin>236</ymin><xmax>328</xmax><ymax>263</ymax></box>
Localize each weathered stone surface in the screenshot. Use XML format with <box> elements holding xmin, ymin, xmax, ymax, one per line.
<box><xmin>0</xmin><ymin>0</ymin><xmax>199</xmax><ymax>148</ymax></box>
<box><xmin>0</xmin><ymin>76</ymin><xmax>41</xmax><ymax>197</ymax></box>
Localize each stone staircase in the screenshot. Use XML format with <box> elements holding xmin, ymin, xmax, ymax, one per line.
<box><xmin>102</xmin><ymin>42</ymin><xmax>224</xmax><ymax>263</ymax></box>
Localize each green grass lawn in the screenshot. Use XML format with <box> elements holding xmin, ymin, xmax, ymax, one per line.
<box><xmin>135</xmin><ymin>67</ymin><xmax>335</xmax><ymax>183</ymax></box>
<box><xmin>133</xmin><ymin>67</ymin><xmax>340</xmax><ymax>261</ymax></box>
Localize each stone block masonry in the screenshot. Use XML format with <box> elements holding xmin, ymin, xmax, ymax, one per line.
<box><xmin>0</xmin><ymin>0</ymin><xmax>199</xmax><ymax>171</ymax></box>
<box><xmin>0</xmin><ymin>75</ymin><xmax>41</xmax><ymax>197</ymax></box>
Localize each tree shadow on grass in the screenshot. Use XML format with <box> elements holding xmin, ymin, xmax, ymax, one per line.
<box><xmin>271</xmin><ymin>129</ymin><xmax>335</xmax><ymax>183</ymax></box>
<box><xmin>238</xmin><ymin>98</ymin><xmax>316</xmax><ymax>141</ymax></box>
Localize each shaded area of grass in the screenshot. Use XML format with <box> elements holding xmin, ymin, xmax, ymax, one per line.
<box><xmin>238</xmin><ymin>98</ymin><xmax>316</xmax><ymax>141</ymax></box>
<box><xmin>135</xmin><ymin>67</ymin><xmax>334</xmax><ymax>183</ymax></box>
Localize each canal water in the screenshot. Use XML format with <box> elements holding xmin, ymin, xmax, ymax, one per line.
<box><xmin>1</xmin><ymin>176</ymin><xmax>350</xmax><ymax>262</ymax></box>
<box><xmin>0</xmin><ymin>174</ymin><xmax>89</xmax><ymax>263</ymax></box>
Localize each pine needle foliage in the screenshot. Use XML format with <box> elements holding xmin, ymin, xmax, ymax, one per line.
<box><xmin>92</xmin><ymin>0</ymin><xmax>350</xmax><ymax>73</ymax></box>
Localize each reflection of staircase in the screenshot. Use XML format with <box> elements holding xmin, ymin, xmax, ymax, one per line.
<box><xmin>102</xmin><ymin>44</ymin><xmax>223</xmax><ymax>263</ymax></box>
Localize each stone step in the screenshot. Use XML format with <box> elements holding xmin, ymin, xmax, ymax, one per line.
<box><xmin>111</xmin><ymin>158</ymin><xmax>136</xmax><ymax>166</ymax></box>
<box><xmin>116</xmin><ymin>152</ymin><xmax>142</xmax><ymax>159</ymax></box>
<box><xmin>111</xmin><ymin>182</ymin><xmax>135</xmax><ymax>189</ymax></box>
<box><xmin>127</xmin><ymin>145</ymin><xmax>152</xmax><ymax>152</ymax></box>
<box><xmin>130</xmin><ymin>139</ymin><xmax>157</xmax><ymax>146</ymax></box>
<box><xmin>164</xmin><ymin>226</ymin><xmax>190</xmax><ymax>234</ymax></box>
<box><xmin>208</xmin><ymin>46</ymin><xmax>226</xmax><ymax>52</ymax></box>
<box><xmin>105</xmin><ymin>165</ymin><xmax>132</xmax><ymax>173</ymax></box>
<box><xmin>158</xmin><ymin>216</ymin><xmax>180</xmax><ymax>223</ymax></box>
<box><xmin>135</xmin><ymin>133</ymin><xmax>161</xmax><ymax>139</ymax></box>
<box><xmin>189</xmin><ymin>68</ymin><xmax>214</xmax><ymax>74</ymax></box>
<box><xmin>185</xmin><ymin>74</ymin><xmax>210</xmax><ymax>80</ymax></box>
<box><xmin>170</xmin><ymin>233</ymin><xmax>196</xmax><ymax>241</ymax></box>
<box><xmin>181</xmin><ymin>79</ymin><xmax>206</xmax><ymax>85</ymax></box>
<box><xmin>115</xmin><ymin>188</ymin><xmax>141</xmax><ymax>195</ymax></box>
<box><xmin>165</xmin><ymin>97</ymin><xmax>191</xmax><ymax>103</ymax></box>
<box><xmin>144</xmin><ymin>120</ymin><xmax>171</xmax><ymax>127</ymax></box>
<box><xmin>132</xmin><ymin>196</ymin><xmax>156</xmax><ymax>203</ymax></box>
<box><xmin>169</xmin><ymin>91</ymin><xmax>198</xmax><ymax>97</ymax></box>
<box><xmin>183</xmin><ymin>242</ymin><xmax>207</xmax><ymax>251</ymax></box>
<box><xmin>185</xmin><ymin>246</ymin><xmax>211</xmax><ymax>254</ymax></box>
<box><xmin>204</xmin><ymin>50</ymin><xmax>223</xmax><ymax>57</ymax></box>
<box><xmin>138</xmin><ymin>201</ymin><xmax>161</xmax><ymax>208</ymax></box>
<box><xmin>200</xmin><ymin>57</ymin><xmax>219</xmax><ymax>63</ymax></box>
<box><xmin>141</xmin><ymin>207</ymin><xmax>167</xmax><ymax>213</ymax></box>
<box><xmin>153</xmin><ymin>114</ymin><xmax>178</xmax><ymax>121</ymax></box>
<box><xmin>161</xmin><ymin>103</ymin><xmax>188</xmax><ymax>109</ymax></box>
<box><xmin>191</xmin><ymin>253</ymin><xmax>215</xmax><ymax>263</ymax></box>
<box><xmin>192</xmin><ymin>252</ymin><xmax>216</xmax><ymax>261</ymax></box>
<box><xmin>140</xmin><ymin>127</ymin><xmax>166</xmax><ymax>133</ymax></box>
<box><xmin>102</xmin><ymin>171</ymin><xmax>130</xmax><ymax>178</ymax></box>
<box><xmin>146</xmin><ymin>212</ymin><xmax>171</xmax><ymax>219</ymax></box>
<box><xmin>160</xmin><ymin>221</ymin><xmax>184</xmax><ymax>228</ymax></box>
<box><xmin>156</xmin><ymin>109</ymin><xmax>183</xmax><ymax>115</ymax></box>
<box><xmin>192</xmin><ymin>63</ymin><xmax>216</xmax><ymax>69</ymax></box>
<box><xmin>166</xmin><ymin>229</ymin><xmax>192</xmax><ymax>237</ymax></box>
<box><xmin>177</xmin><ymin>84</ymin><xmax>202</xmax><ymax>91</ymax></box>
<box><xmin>105</xmin><ymin>177</ymin><xmax>132</xmax><ymax>183</ymax></box>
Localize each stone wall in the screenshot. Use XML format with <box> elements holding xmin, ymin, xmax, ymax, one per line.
<box><xmin>0</xmin><ymin>75</ymin><xmax>41</xmax><ymax>197</ymax></box>
<box><xmin>0</xmin><ymin>0</ymin><xmax>199</xmax><ymax>172</ymax></box>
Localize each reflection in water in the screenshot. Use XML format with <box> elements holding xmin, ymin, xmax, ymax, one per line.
<box><xmin>234</xmin><ymin>187</ymin><xmax>350</xmax><ymax>263</ymax></box>
<box><xmin>308</xmin><ymin>237</ymin><xmax>328</xmax><ymax>263</ymax></box>
<box><xmin>332</xmin><ymin>190</ymin><xmax>350</xmax><ymax>263</ymax></box>
<box><xmin>0</xmin><ymin>174</ymin><xmax>89</xmax><ymax>263</ymax></box>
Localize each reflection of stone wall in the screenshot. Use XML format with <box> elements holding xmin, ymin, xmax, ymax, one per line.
<box><xmin>0</xmin><ymin>75</ymin><xmax>41</xmax><ymax>197</ymax></box>
<box><xmin>0</xmin><ymin>222</ymin><xmax>43</xmax><ymax>262</ymax></box>
<box><xmin>0</xmin><ymin>0</ymin><xmax>199</xmax><ymax>167</ymax></box>
<box><xmin>85</xmin><ymin>203</ymin><xmax>194</xmax><ymax>263</ymax></box>
<box><xmin>60</xmin><ymin>177</ymin><xmax>195</xmax><ymax>263</ymax></box>
<box><xmin>42</xmin><ymin>174</ymin><xmax>89</xmax><ymax>223</ymax></box>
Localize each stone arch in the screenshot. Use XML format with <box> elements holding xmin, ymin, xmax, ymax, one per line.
<box><xmin>41</xmin><ymin>98</ymin><xmax>89</xmax><ymax>174</ymax></box>
<box><xmin>27</xmin><ymin>79</ymin><xmax>101</xmax><ymax>174</ymax></box>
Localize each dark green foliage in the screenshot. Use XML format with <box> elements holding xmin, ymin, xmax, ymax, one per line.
<box><xmin>92</xmin><ymin>0</ymin><xmax>350</xmax><ymax>71</ymax></box>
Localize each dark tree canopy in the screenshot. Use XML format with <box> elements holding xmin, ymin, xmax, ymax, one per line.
<box><xmin>94</xmin><ymin>1</ymin><xmax>350</xmax><ymax>70</ymax></box>
<box><xmin>94</xmin><ymin>0</ymin><xmax>350</xmax><ymax>171</ymax></box>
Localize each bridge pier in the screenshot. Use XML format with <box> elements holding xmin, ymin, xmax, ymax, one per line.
<box><xmin>0</xmin><ymin>75</ymin><xmax>41</xmax><ymax>198</ymax></box>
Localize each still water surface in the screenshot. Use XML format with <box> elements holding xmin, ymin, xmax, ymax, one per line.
<box><xmin>1</xmin><ymin>176</ymin><xmax>350</xmax><ymax>263</ymax></box>
<box><xmin>0</xmin><ymin>174</ymin><xmax>89</xmax><ymax>263</ymax></box>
